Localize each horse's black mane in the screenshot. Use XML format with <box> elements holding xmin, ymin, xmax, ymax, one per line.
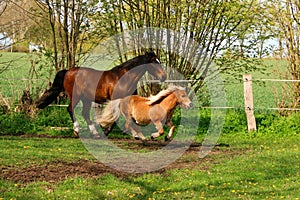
<box><xmin>112</xmin><ymin>52</ymin><xmax>156</xmax><ymax>71</ymax></box>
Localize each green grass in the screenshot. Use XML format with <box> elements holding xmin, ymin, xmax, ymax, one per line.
<box><xmin>0</xmin><ymin>137</ymin><xmax>93</xmax><ymax>167</ymax></box>
<box><xmin>0</xmin><ymin>133</ymin><xmax>299</xmax><ymax>199</ymax></box>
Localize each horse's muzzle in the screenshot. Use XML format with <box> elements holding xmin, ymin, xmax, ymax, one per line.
<box><xmin>160</xmin><ymin>74</ymin><xmax>167</xmax><ymax>82</ymax></box>
<box><xmin>187</xmin><ymin>102</ymin><xmax>193</xmax><ymax>108</ymax></box>
<box><xmin>181</xmin><ymin>102</ymin><xmax>193</xmax><ymax>109</ymax></box>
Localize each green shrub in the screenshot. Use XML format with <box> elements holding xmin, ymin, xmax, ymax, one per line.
<box><xmin>0</xmin><ymin>106</ymin><xmax>299</xmax><ymax>137</ymax></box>
<box><xmin>0</xmin><ymin>112</ymin><xmax>37</xmax><ymax>135</ymax></box>
<box><xmin>256</xmin><ymin>112</ymin><xmax>300</xmax><ymax>135</ymax></box>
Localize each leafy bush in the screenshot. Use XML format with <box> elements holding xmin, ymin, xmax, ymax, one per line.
<box><xmin>0</xmin><ymin>105</ymin><xmax>299</xmax><ymax>137</ymax></box>
<box><xmin>0</xmin><ymin>112</ymin><xmax>37</xmax><ymax>135</ymax></box>
<box><xmin>256</xmin><ymin>112</ymin><xmax>300</xmax><ymax>136</ymax></box>
<box><xmin>0</xmin><ymin>106</ymin><xmax>73</xmax><ymax>136</ymax></box>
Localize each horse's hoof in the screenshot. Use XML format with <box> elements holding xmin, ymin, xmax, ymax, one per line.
<box><xmin>73</xmin><ymin>131</ymin><xmax>79</xmax><ymax>138</ymax></box>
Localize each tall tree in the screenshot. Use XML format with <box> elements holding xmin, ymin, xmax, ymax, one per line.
<box><xmin>267</xmin><ymin>0</ymin><xmax>300</xmax><ymax>107</ymax></box>
<box><xmin>0</xmin><ymin>0</ymin><xmax>34</xmax><ymax>51</ymax></box>
<box><xmin>32</xmin><ymin>0</ymin><xmax>100</xmax><ymax>71</ymax></box>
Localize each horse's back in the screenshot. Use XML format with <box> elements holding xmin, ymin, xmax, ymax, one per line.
<box><xmin>63</xmin><ymin>67</ymin><xmax>106</xmax><ymax>100</ymax></box>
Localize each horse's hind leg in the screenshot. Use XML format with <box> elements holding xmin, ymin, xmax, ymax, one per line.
<box><xmin>82</xmin><ymin>100</ymin><xmax>100</xmax><ymax>138</ymax></box>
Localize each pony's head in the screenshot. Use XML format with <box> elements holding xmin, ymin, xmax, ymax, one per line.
<box><xmin>173</xmin><ymin>86</ymin><xmax>193</xmax><ymax>109</ymax></box>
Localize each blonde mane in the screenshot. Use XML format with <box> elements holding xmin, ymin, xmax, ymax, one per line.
<box><xmin>146</xmin><ymin>85</ymin><xmax>185</xmax><ymax>105</ymax></box>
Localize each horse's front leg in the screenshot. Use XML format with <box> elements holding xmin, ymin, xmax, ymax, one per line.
<box><xmin>67</xmin><ymin>97</ymin><xmax>80</xmax><ymax>137</ymax></box>
<box><xmin>151</xmin><ymin>121</ymin><xmax>164</xmax><ymax>140</ymax></box>
<box><xmin>82</xmin><ymin>100</ymin><xmax>100</xmax><ymax>138</ymax></box>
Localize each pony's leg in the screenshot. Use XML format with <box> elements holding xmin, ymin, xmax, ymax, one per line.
<box><xmin>132</xmin><ymin>123</ymin><xmax>146</xmax><ymax>141</ymax></box>
<box><xmin>165</xmin><ymin>119</ymin><xmax>175</xmax><ymax>141</ymax></box>
<box><xmin>102</xmin><ymin>122</ymin><xmax>116</xmax><ymax>136</ymax></box>
<box><xmin>125</xmin><ymin>119</ymin><xmax>146</xmax><ymax>140</ymax></box>
<box><xmin>92</xmin><ymin>103</ymin><xmax>103</xmax><ymax>123</ymax></box>
<box><xmin>82</xmin><ymin>100</ymin><xmax>100</xmax><ymax>138</ymax></box>
<box><xmin>67</xmin><ymin>97</ymin><xmax>80</xmax><ymax>137</ymax></box>
<box><xmin>151</xmin><ymin>121</ymin><xmax>164</xmax><ymax>139</ymax></box>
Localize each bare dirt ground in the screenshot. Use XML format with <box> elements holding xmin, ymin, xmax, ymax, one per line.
<box><xmin>0</xmin><ymin>137</ymin><xmax>239</xmax><ymax>184</ymax></box>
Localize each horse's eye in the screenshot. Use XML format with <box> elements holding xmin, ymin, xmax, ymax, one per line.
<box><xmin>181</xmin><ymin>95</ymin><xmax>185</xmax><ymax>98</ymax></box>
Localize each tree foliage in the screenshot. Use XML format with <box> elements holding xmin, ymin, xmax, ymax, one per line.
<box><xmin>0</xmin><ymin>0</ymin><xmax>35</xmax><ymax>50</ymax></box>
<box><xmin>95</xmin><ymin>0</ymin><xmax>263</xmax><ymax>92</ymax></box>
<box><xmin>32</xmin><ymin>0</ymin><xmax>102</xmax><ymax>71</ymax></box>
<box><xmin>266</xmin><ymin>0</ymin><xmax>300</xmax><ymax>108</ymax></box>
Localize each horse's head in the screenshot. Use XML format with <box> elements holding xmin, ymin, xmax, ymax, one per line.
<box><xmin>174</xmin><ymin>87</ymin><xmax>193</xmax><ymax>109</ymax></box>
<box><xmin>144</xmin><ymin>52</ymin><xmax>166</xmax><ymax>82</ymax></box>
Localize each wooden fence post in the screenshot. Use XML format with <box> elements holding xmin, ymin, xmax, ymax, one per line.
<box><xmin>243</xmin><ymin>74</ymin><xmax>257</xmax><ymax>132</ymax></box>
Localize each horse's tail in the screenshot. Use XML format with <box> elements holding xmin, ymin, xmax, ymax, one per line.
<box><xmin>36</xmin><ymin>69</ymin><xmax>68</xmax><ymax>109</ymax></box>
<box><xmin>98</xmin><ymin>99</ymin><xmax>121</xmax><ymax>128</ymax></box>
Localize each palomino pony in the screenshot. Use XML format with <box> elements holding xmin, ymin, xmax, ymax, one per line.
<box><xmin>36</xmin><ymin>52</ymin><xmax>166</xmax><ymax>137</ymax></box>
<box><xmin>98</xmin><ymin>85</ymin><xmax>192</xmax><ymax>141</ymax></box>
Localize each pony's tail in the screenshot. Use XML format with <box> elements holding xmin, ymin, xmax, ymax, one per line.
<box><xmin>98</xmin><ymin>99</ymin><xmax>121</xmax><ymax>128</ymax></box>
<box><xmin>36</xmin><ymin>69</ymin><xmax>68</xmax><ymax>109</ymax></box>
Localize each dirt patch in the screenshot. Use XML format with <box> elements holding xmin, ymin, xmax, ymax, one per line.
<box><xmin>0</xmin><ymin>160</ymin><xmax>128</xmax><ymax>184</ymax></box>
<box><xmin>0</xmin><ymin>138</ymin><xmax>239</xmax><ymax>184</ymax></box>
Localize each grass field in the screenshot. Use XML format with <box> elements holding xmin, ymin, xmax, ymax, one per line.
<box><xmin>0</xmin><ymin>53</ymin><xmax>299</xmax><ymax>199</ymax></box>
<box><xmin>0</xmin><ymin>133</ymin><xmax>299</xmax><ymax>199</ymax></box>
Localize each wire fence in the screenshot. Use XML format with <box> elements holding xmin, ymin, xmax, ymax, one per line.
<box><xmin>0</xmin><ymin>76</ymin><xmax>300</xmax><ymax>111</ymax></box>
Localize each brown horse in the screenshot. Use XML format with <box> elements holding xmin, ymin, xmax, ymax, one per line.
<box><xmin>36</xmin><ymin>52</ymin><xmax>166</xmax><ymax>137</ymax></box>
<box><xmin>98</xmin><ymin>85</ymin><xmax>192</xmax><ymax>141</ymax></box>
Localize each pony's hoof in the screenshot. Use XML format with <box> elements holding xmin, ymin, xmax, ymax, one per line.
<box><xmin>134</xmin><ymin>136</ymin><xmax>140</xmax><ymax>140</ymax></box>
<box><xmin>93</xmin><ymin>134</ymin><xmax>101</xmax><ymax>139</ymax></box>
<box><xmin>151</xmin><ymin>136</ymin><xmax>157</xmax><ymax>141</ymax></box>
<box><xmin>164</xmin><ymin>136</ymin><xmax>169</xmax><ymax>141</ymax></box>
<box><xmin>141</xmin><ymin>138</ymin><xmax>148</xmax><ymax>143</ymax></box>
<box><xmin>101</xmin><ymin>126</ymin><xmax>112</xmax><ymax>136</ymax></box>
<box><xmin>103</xmin><ymin>129</ymin><xmax>110</xmax><ymax>136</ymax></box>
